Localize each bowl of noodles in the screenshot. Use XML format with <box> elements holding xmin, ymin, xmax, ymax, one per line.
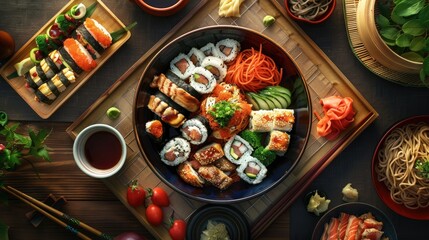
<box><xmin>372</xmin><ymin>115</ymin><xmax>429</xmax><ymax>220</ymax></box>
<box><xmin>133</xmin><ymin>25</ymin><xmax>311</xmax><ymax>203</ymax></box>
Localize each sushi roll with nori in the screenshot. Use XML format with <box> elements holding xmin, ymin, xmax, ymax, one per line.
<box><xmin>180</xmin><ymin>115</ymin><xmax>210</xmax><ymax>145</ymax></box>
<box><xmin>160</xmin><ymin>137</ymin><xmax>191</xmax><ymax>166</ymax></box>
<box><xmin>215</xmin><ymin>38</ymin><xmax>240</xmax><ymax>63</ymax></box>
<box><xmin>170</xmin><ymin>53</ymin><xmax>195</xmax><ymax>79</ymax></box>
<box><xmin>265</xmin><ymin>130</ymin><xmax>290</xmax><ymax>156</ymax></box>
<box><xmin>224</xmin><ymin>135</ymin><xmax>254</xmax><ymax>165</ymax></box>
<box><xmin>201</xmin><ymin>56</ymin><xmax>227</xmax><ymax>82</ymax></box>
<box><xmin>189</xmin><ymin>67</ymin><xmax>217</xmax><ymax>94</ymax></box>
<box><xmin>145</xmin><ymin>119</ymin><xmax>164</xmax><ymax>142</ymax></box>
<box><xmin>147</xmin><ymin>91</ymin><xmax>188</xmax><ymax>128</ymax></box>
<box><xmin>187</xmin><ymin>47</ymin><xmax>206</xmax><ymax>67</ymax></box>
<box><xmin>200</xmin><ymin>42</ymin><xmax>219</xmax><ymax>57</ymax></box>
<box><xmin>150</xmin><ymin>73</ymin><xmax>200</xmax><ymax>112</ymax></box>
<box><xmin>75</xmin><ymin>18</ymin><xmax>113</xmax><ymax>59</ymax></box>
<box><xmin>34</xmin><ymin>67</ymin><xmax>76</xmax><ymax>104</ymax></box>
<box><xmin>60</xmin><ymin>38</ymin><xmax>97</xmax><ymax>74</ymax></box>
<box><xmin>236</xmin><ymin>155</ymin><xmax>267</xmax><ymax>184</ymax></box>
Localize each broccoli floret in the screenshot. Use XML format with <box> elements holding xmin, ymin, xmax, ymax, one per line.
<box><xmin>239</xmin><ymin>130</ymin><xmax>263</xmax><ymax>148</ymax></box>
<box><xmin>252</xmin><ymin>147</ymin><xmax>276</xmax><ymax>166</ymax></box>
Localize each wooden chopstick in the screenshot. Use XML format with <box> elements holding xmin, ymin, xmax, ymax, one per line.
<box><xmin>1</xmin><ymin>186</ymin><xmax>113</xmax><ymax>240</ymax></box>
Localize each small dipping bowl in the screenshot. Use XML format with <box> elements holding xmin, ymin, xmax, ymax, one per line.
<box><xmin>73</xmin><ymin>124</ymin><xmax>126</xmax><ymax>178</ymax></box>
<box><xmin>134</xmin><ymin>0</ymin><xmax>189</xmax><ymax>17</ymax></box>
<box><xmin>284</xmin><ymin>0</ymin><xmax>336</xmax><ymax>24</ymax></box>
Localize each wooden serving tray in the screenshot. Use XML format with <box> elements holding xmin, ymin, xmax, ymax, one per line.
<box><xmin>67</xmin><ymin>0</ymin><xmax>378</xmax><ymax>239</ymax></box>
<box><xmin>0</xmin><ymin>0</ymin><xmax>131</xmax><ymax>119</ymax></box>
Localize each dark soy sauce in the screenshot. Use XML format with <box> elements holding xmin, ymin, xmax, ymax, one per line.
<box><xmin>144</xmin><ymin>0</ymin><xmax>178</xmax><ymax>8</ymax></box>
<box><xmin>84</xmin><ymin>131</ymin><xmax>122</xmax><ymax>170</ymax></box>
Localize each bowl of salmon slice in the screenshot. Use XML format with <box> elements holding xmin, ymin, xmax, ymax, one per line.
<box><xmin>312</xmin><ymin>202</ymin><xmax>397</xmax><ymax>240</ymax></box>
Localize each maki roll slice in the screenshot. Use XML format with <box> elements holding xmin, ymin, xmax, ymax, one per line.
<box><xmin>189</xmin><ymin>67</ymin><xmax>217</xmax><ymax>94</ymax></box>
<box><xmin>170</xmin><ymin>53</ymin><xmax>195</xmax><ymax>80</ymax></box>
<box><xmin>201</xmin><ymin>56</ymin><xmax>227</xmax><ymax>82</ymax></box>
<box><xmin>215</xmin><ymin>38</ymin><xmax>240</xmax><ymax>63</ymax></box>
<box><xmin>150</xmin><ymin>73</ymin><xmax>200</xmax><ymax>112</ymax></box>
<box><xmin>24</xmin><ymin>49</ymin><xmax>65</xmax><ymax>90</ymax></box>
<box><xmin>236</xmin><ymin>155</ymin><xmax>267</xmax><ymax>184</ymax></box>
<box><xmin>75</xmin><ymin>18</ymin><xmax>113</xmax><ymax>59</ymax></box>
<box><xmin>224</xmin><ymin>135</ymin><xmax>254</xmax><ymax>165</ymax></box>
<box><xmin>34</xmin><ymin>68</ymin><xmax>76</xmax><ymax>104</ymax></box>
<box><xmin>200</xmin><ymin>42</ymin><xmax>219</xmax><ymax>57</ymax></box>
<box><xmin>187</xmin><ymin>47</ymin><xmax>206</xmax><ymax>67</ymax></box>
<box><xmin>180</xmin><ymin>115</ymin><xmax>210</xmax><ymax>145</ymax></box>
<box><xmin>147</xmin><ymin>91</ymin><xmax>188</xmax><ymax>128</ymax></box>
<box><xmin>160</xmin><ymin>137</ymin><xmax>191</xmax><ymax>166</ymax></box>
<box><xmin>59</xmin><ymin>38</ymin><xmax>97</xmax><ymax>74</ymax></box>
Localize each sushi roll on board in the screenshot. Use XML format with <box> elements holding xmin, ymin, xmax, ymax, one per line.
<box><xmin>189</xmin><ymin>67</ymin><xmax>217</xmax><ymax>94</ymax></box>
<box><xmin>150</xmin><ymin>73</ymin><xmax>200</xmax><ymax>112</ymax></box>
<box><xmin>224</xmin><ymin>135</ymin><xmax>254</xmax><ymax>165</ymax></box>
<box><xmin>160</xmin><ymin>137</ymin><xmax>191</xmax><ymax>166</ymax></box>
<box><xmin>34</xmin><ymin>68</ymin><xmax>76</xmax><ymax>104</ymax></box>
<box><xmin>180</xmin><ymin>115</ymin><xmax>210</xmax><ymax>145</ymax></box>
<box><xmin>201</xmin><ymin>56</ymin><xmax>227</xmax><ymax>82</ymax></box>
<box><xmin>59</xmin><ymin>38</ymin><xmax>97</xmax><ymax>74</ymax></box>
<box><xmin>24</xmin><ymin>50</ymin><xmax>64</xmax><ymax>90</ymax></box>
<box><xmin>75</xmin><ymin>18</ymin><xmax>113</xmax><ymax>59</ymax></box>
<box><xmin>237</xmin><ymin>156</ymin><xmax>268</xmax><ymax>184</ymax></box>
<box><xmin>265</xmin><ymin>130</ymin><xmax>290</xmax><ymax>156</ymax></box>
<box><xmin>215</xmin><ymin>38</ymin><xmax>240</xmax><ymax>63</ymax></box>
<box><xmin>170</xmin><ymin>53</ymin><xmax>195</xmax><ymax>79</ymax></box>
<box><xmin>147</xmin><ymin>91</ymin><xmax>187</xmax><ymax>128</ymax></box>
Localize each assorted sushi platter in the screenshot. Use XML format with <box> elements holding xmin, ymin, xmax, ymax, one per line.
<box><xmin>135</xmin><ymin>26</ymin><xmax>311</xmax><ymax>202</ymax></box>
<box><xmin>0</xmin><ymin>0</ymin><xmax>132</xmax><ymax>119</ymax></box>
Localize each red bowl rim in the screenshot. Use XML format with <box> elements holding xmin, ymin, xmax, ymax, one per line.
<box><xmin>283</xmin><ymin>0</ymin><xmax>336</xmax><ymax>24</ymax></box>
<box><xmin>371</xmin><ymin>115</ymin><xmax>429</xmax><ymax>220</ymax></box>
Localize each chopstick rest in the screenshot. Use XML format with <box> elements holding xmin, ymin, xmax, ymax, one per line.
<box><xmin>25</xmin><ymin>193</ymin><xmax>67</xmax><ymax>227</ymax></box>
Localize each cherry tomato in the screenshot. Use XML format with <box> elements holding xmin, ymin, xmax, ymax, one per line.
<box><xmin>147</xmin><ymin>187</ymin><xmax>170</xmax><ymax>207</ymax></box>
<box><xmin>126</xmin><ymin>180</ymin><xmax>146</xmax><ymax>207</ymax></box>
<box><xmin>168</xmin><ymin>219</ymin><xmax>186</xmax><ymax>240</ymax></box>
<box><xmin>145</xmin><ymin>204</ymin><xmax>163</xmax><ymax>226</ymax></box>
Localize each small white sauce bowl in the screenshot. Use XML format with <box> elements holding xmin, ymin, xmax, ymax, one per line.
<box><xmin>73</xmin><ymin>124</ymin><xmax>126</xmax><ymax>178</ymax></box>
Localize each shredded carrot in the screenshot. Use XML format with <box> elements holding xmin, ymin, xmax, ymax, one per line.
<box><xmin>225</xmin><ymin>45</ymin><xmax>283</xmax><ymax>92</ymax></box>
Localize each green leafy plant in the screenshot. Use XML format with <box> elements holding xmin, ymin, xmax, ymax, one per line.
<box><xmin>415</xmin><ymin>158</ymin><xmax>429</xmax><ymax>179</ymax></box>
<box><xmin>376</xmin><ymin>0</ymin><xmax>429</xmax><ymax>85</ymax></box>
<box><xmin>0</xmin><ymin>111</ymin><xmax>51</xmax><ymax>183</ymax></box>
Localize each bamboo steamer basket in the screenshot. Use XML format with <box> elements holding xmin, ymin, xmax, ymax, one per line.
<box><xmin>356</xmin><ymin>0</ymin><xmax>422</xmax><ymax>74</ymax></box>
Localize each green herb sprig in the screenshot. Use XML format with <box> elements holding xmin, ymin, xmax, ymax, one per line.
<box><xmin>376</xmin><ymin>0</ymin><xmax>429</xmax><ymax>85</ymax></box>
<box><xmin>415</xmin><ymin>159</ymin><xmax>429</xmax><ymax>179</ymax></box>
<box><xmin>208</xmin><ymin>101</ymin><xmax>240</xmax><ymax>127</ymax></box>
<box><xmin>0</xmin><ymin>111</ymin><xmax>51</xmax><ymax>180</ymax></box>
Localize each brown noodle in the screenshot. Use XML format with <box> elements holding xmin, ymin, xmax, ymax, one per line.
<box><xmin>376</xmin><ymin>122</ymin><xmax>429</xmax><ymax>209</ymax></box>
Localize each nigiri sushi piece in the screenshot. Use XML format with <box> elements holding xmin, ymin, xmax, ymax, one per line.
<box><xmin>177</xmin><ymin>161</ymin><xmax>205</xmax><ymax>188</ymax></box>
<box><xmin>325</xmin><ymin>218</ymin><xmax>339</xmax><ymax>240</ymax></box>
<box><xmin>337</xmin><ymin>212</ymin><xmax>350</xmax><ymax>240</ymax></box>
<box><xmin>75</xmin><ymin>18</ymin><xmax>112</xmax><ymax>59</ymax></box>
<box><xmin>193</xmin><ymin>143</ymin><xmax>224</xmax><ymax>165</ymax></box>
<box><xmin>145</xmin><ymin>120</ymin><xmax>164</xmax><ymax>142</ymax></box>
<box><xmin>198</xmin><ymin>165</ymin><xmax>234</xmax><ymax>190</ymax></box>
<box><xmin>60</xmin><ymin>38</ymin><xmax>96</xmax><ymax>74</ymax></box>
<box><xmin>344</xmin><ymin>215</ymin><xmax>363</xmax><ymax>240</ymax></box>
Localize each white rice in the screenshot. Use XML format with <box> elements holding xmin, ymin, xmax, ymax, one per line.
<box><xmin>170</xmin><ymin>53</ymin><xmax>195</xmax><ymax>79</ymax></box>
<box><xmin>201</xmin><ymin>56</ymin><xmax>227</xmax><ymax>82</ymax></box>
<box><xmin>187</xmin><ymin>47</ymin><xmax>206</xmax><ymax>66</ymax></box>
<box><xmin>200</xmin><ymin>42</ymin><xmax>220</xmax><ymax>57</ymax></box>
<box><xmin>180</xmin><ymin>117</ymin><xmax>209</xmax><ymax>145</ymax></box>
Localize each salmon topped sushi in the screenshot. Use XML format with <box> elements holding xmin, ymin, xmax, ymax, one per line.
<box><xmin>60</xmin><ymin>38</ymin><xmax>97</xmax><ymax>73</ymax></box>
<box><xmin>75</xmin><ymin>18</ymin><xmax>113</xmax><ymax>59</ymax></box>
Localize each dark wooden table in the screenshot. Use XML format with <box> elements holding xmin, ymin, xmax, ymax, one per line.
<box><xmin>0</xmin><ymin>0</ymin><xmax>428</xmax><ymax>239</ymax></box>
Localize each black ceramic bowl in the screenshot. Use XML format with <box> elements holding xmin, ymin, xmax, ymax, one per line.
<box><xmin>133</xmin><ymin>25</ymin><xmax>311</xmax><ymax>203</ymax></box>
